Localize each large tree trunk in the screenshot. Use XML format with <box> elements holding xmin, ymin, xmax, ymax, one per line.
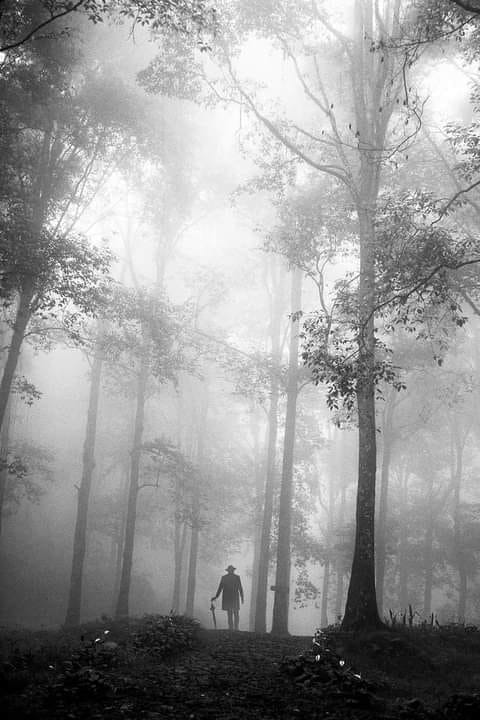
<box><xmin>375</xmin><ymin>396</ymin><xmax>394</xmax><ymax>618</ymax></box>
<box><xmin>65</xmin><ymin>329</ymin><xmax>104</xmax><ymax>627</ymax></box>
<box><xmin>254</xmin><ymin>260</ymin><xmax>286</xmax><ymax>633</ymax></box>
<box><xmin>115</xmin><ymin>358</ymin><xmax>148</xmax><ymax>618</ymax></box>
<box><xmin>0</xmin><ymin>286</ymin><xmax>33</xmax><ymax>436</ymax></box>
<box><xmin>342</xmin><ymin>203</ymin><xmax>382</xmax><ymax>630</ymax></box>
<box><xmin>271</xmin><ymin>268</ymin><xmax>302</xmax><ymax>635</ymax></box>
<box><xmin>341</xmin><ymin>0</ymin><xmax>398</xmax><ymax>628</ymax></box>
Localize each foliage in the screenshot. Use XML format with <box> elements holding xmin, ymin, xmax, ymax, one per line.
<box><xmin>132</xmin><ymin>614</ymin><xmax>200</xmax><ymax>657</ymax></box>
<box><xmin>1</xmin><ymin>441</ymin><xmax>54</xmax><ymax>514</ymax></box>
<box><xmin>102</xmin><ymin>284</ymin><xmax>186</xmax><ymax>381</ymax></box>
<box><xmin>0</xmin><ymin>0</ymin><xmax>217</xmax><ymax>53</ymax></box>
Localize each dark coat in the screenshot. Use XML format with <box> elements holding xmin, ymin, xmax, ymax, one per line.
<box><xmin>214</xmin><ymin>573</ymin><xmax>244</xmax><ymax>610</ymax></box>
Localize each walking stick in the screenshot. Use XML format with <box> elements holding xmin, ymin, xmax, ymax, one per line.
<box><xmin>210</xmin><ymin>600</ymin><xmax>217</xmax><ymax>629</ymax></box>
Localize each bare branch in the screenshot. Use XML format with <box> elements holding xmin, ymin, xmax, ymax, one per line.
<box><xmin>221</xmin><ymin>48</ymin><xmax>351</xmax><ymax>186</ymax></box>
<box><xmin>433</xmin><ymin>178</ymin><xmax>480</xmax><ymax>224</ymax></box>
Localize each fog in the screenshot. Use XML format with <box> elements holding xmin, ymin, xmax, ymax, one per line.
<box><xmin>2</xmin><ymin>0</ymin><xmax>480</xmax><ymax>636</ymax></box>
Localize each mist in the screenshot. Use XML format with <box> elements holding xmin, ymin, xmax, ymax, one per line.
<box><xmin>3</xmin><ymin>0</ymin><xmax>480</xmax><ymax>646</ymax></box>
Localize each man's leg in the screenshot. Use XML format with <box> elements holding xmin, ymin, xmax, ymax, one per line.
<box><xmin>227</xmin><ymin>609</ymin><xmax>234</xmax><ymax>630</ymax></box>
<box><xmin>233</xmin><ymin>609</ymin><xmax>239</xmax><ymax>631</ymax></box>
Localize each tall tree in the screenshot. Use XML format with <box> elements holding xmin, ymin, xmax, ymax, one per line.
<box><xmin>271</xmin><ymin>266</ymin><xmax>302</xmax><ymax>635</ymax></box>
<box><xmin>64</xmin><ymin>323</ymin><xmax>105</xmax><ymax>627</ymax></box>
<box><xmin>254</xmin><ymin>256</ymin><xmax>286</xmax><ymax>633</ymax></box>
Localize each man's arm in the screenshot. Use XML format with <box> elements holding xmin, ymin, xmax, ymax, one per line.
<box><xmin>211</xmin><ymin>577</ymin><xmax>223</xmax><ymax>601</ymax></box>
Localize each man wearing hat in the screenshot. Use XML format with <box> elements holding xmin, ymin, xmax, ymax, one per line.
<box><xmin>211</xmin><ymin>564</ymin><xmax>244</xmax><ymax>631</ymax></box>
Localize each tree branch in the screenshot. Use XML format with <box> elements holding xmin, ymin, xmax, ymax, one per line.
<box><xmin>0</xmin><ymin>1</ymin><xmax>86</xmax><ymax>53</ymax></box>
<box><xmin>371</xmin><ymin>257</ymin><xmax>480</xmax><ymax>322</ymax></box>
<box><xmin>450</xmin><ymin>0</ymin><xmax>480</xmax><ymax>15</ymax></box>
<box><xmin>433</xmin><ymin>178</ymin><xmax>480</xmax><ymax>224</ymax></box>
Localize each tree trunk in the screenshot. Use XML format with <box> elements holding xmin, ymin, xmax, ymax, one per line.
<box><xmin>112</xmin><ymin>463</ymin><xmax>128</xmax><ymax>615</ymax></box>
<box><xmin>342</xmin><ymin>204</ymin><xmax>382</xmax><ymax>630</ymax></box>
<box><xmin>320</xmin><ymin>446</ymin><xmax>337</xmax><ymax>627</ymax></box>
<box><xmin>452</xmin><ymin>425</ymin><xmax>468</xmax><ymax>621</ymax></box>
<box><xmin>249</xmin><ymin>409</ymin><xmax>264</xmax><ymax>631</ymax></box>
<box><xmin>0</xmin><ymin>285</ymin><xmax>33</xmax><ymax>436</ymax></box>
<box><xmin>0</xmin><ymin>401</ymin><xmax>11</xmax><ymax>536</ymax></box>
<box><xmin>423</xmin><ymin>475</ymin><xmax>434</xmax><ymax>618</ymax></box>
<box><xmin>334</xmin><ymin>484</ymin><xmax>346</xmax><ymax>620</ymax></box>
<box><xmin>271</xmin><ymin>267</ymin><xmax>302</xmax><ymax>636</ymax></box>
<box><xmin>65</xmin><ymin>329</ymin><xmax>104</xmax><ymax>627</ymax></box>
<box><xmin>254</xmin><ymin>392</ymin><xmax>278</xmax><ymax>633</ymax></box>
<box><xmin>185</xmin><ymin>385</ymin><xmax>208</xmax><ymax>618</ymax></box>
<box><xmin>185</xmin><ymin>515</ymin><xmax>199</xmax><ymax>617</ymax></box>
<box><xmin>399</xmin><ymin>469</ymin><xmax>409</xmax><ymax>610</ymax></box>
<box><xmin>320</xmin><ymin>561</ymin><xmax>331</xmax><ymax>628</ymax></box>
<box><xmin>375</xmin><ymin>397</ymin><xmax>394</xmax><ymax>618</ymax></box>
<box><xmin>254</xmin><ymin>260</ymin><xmax>286</xmax><ymax>633</ymax></box>
<box><xmin>115</xmin><ymin>358</ymin><xmax>148</xmax><ymax>619</ymax></box>
<box><xmin>172</xmin><ymin>517</ymin><xmax>187</xmax><ymax>612</ymax></box>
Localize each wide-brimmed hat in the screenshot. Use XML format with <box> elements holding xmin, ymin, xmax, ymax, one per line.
<box><xmin>225</xmin><ymin>565</ymin><xmax>236</xmax><ymax>571</ymax></box>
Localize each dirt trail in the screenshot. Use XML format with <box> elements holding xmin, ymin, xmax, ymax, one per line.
<box><xmin>137</xmin><ymin>630</ymin><xmax>313</xmax><ymax>719</ymax></box>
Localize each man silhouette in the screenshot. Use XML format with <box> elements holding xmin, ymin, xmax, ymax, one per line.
<box><xmin>211</xmin><ymin>565</ymin><xmax>244</xmax><ymax>631</ymax></box>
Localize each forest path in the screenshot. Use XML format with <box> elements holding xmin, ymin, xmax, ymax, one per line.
<box><xmin>138</xmin><ymin>628</ymin><xmax>317</xmax><ymax>719</ymax></box>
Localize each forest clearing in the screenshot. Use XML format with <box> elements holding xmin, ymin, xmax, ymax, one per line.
<box><xmin>5</xmin><ymin>1</ymin><xmax>480</xmax><ymax>716</ymax></box>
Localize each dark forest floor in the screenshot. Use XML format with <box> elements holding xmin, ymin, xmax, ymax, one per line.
<box><xmin>2</xmin><ymin>616</ymin><xmax>480</xmax><ymax>719</ymax></box>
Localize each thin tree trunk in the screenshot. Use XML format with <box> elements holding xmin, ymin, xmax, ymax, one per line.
<box><xmin>271</xmin><ymin>268</ymin><xmax>302</xmax><ymax>635</ymax></box>
<box><xmin>65</xmin><ymin>330</ymin><xmax>104</xmax><ymax>626</ymax></box>
<box><xmin>399</xmin><ymin>469</ymin><xmax>409</xmax><ymax>610</ymax></box>
<box><xmin>185</xmin><ymin>387</ymin><xmax>208</xmax><ymax>618</ymax></box>
<box><xmin>249</xmin><ymin>409</ymin><xmax>263</xmax><ymax>631</ymax></box>
<box><xmin>185</xmin><ymin>516</ymin><xmax>199</xmax><ymax>616</ymax></box>
<box><xmin>320</xmin><ymin>561</ymin><xmax>331</xmax><ymax>628</ymax></box>
<box><xmin>0</xmin><ymin>402</ymin><xmax>11</xmax><ymax>536</ymax></box>
<box><xmin>254</xmin><ymin>261</ymin><xmax>285</xmax><ymax>633</ymax></box>
<box><xmin>423</xmin><ymin>475</ymin><xmax>434</xmax><ymax>618</ymax></box>
<box><xmin>0</xmin><ymin>286</ymin><xmax>33</xmax><ymax>436</ymax></box>
<box><xmin>334</xmin><ymin>484</ymin><xmax>346</xmax><ymax>620</ymax></box>
<box><xmin>172</xmin><ymin>513</ymin><xmax>182</xmax><ymax>612</ymax></box>
<box><xmin>320</xmin><ymin>448</ymin><xmax>337</xmax><ymax>627</ymax></box>
<box><xmin>254</xmin><ymin>391</ymin><xmax>278</xmax><ymax>632</ymax></box>
<box><xmin>172</xmin><ymin>518</ymin><xmax>187</xmax><ymax>612</ymax></box>
<box><xmin>453</xmin><ymin>425</ymin><xmax>468</xmax><ymax>621</ymax></box>
<box><xmin>115</xmin><ymin>358</ymin><xmax>148</xmax><ymax>618</ymax></box>
<box><xmin>112</xmin><ymin>464</ymin><xmax>128</xmax><ymax>614</ymax></box>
